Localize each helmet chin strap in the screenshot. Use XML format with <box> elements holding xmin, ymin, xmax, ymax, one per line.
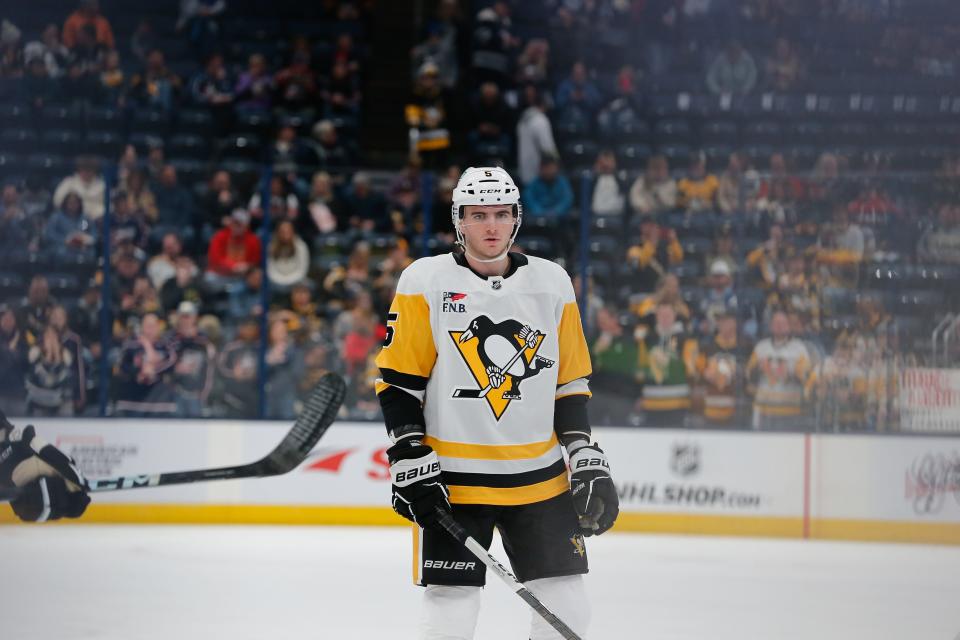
<box><xmin>461</xmin><ymin>239</ymin><xmax>515</xmax><ymax>264</ymax></box>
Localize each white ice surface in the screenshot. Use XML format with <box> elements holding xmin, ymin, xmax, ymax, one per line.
<box><xmin>1</xmin><ymin>525</ymin><xmax>959</xmax><ymax>640</ymax></box>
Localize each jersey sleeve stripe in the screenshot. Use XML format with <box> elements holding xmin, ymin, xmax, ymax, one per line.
<box><xmin>423</xmin><ymin>434</ymin><xmax>559</xmax><ymax>460</ymax></box>
<box><xmin>556</xmin><ymin>378</ymin><xmax>591</xmax><ymax>398</ymax></box>
<box><xmin>379</xmin><ymin>368</ymin><xmax>429</xmax><ymax>391</ymax></box>
<box><xmin>556</xmin><ymin>301</ymin><xmax>592</xmax><ymax>386</ymax></box>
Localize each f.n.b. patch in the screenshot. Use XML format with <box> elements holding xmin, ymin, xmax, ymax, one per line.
<box><xmin>442</xmin><ymin>291</ymin><xmax>467</xmax><ymax>313</ymax></box>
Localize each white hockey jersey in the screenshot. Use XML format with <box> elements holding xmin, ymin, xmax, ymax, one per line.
<box><xmin>375</xmin><ymin>252</ymin><xmax>592</xmax><ymax>506</ymax></box>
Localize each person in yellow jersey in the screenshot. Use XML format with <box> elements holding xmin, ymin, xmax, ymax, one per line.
<box><xmin>376</xmin><ymin>166</ymin><xmax>619</xmax><ymax>640</ymax></box>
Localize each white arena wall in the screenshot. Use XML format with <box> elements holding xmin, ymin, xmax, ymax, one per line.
<box><xmin>2</xmin><ymin>419</ymin><xmax>958</xmax><ymax>545</ymax></box>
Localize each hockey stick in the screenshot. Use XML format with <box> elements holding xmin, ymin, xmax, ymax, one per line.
<box><xmin>434</xmin><ymin>507</ymin><xmax>583</xmax><ymax>640</ymax></box>
<box><xmin>452</xmin><ymin>331</ymin><xmax>540</xmax><ymax>399</ymax></box>
<box><xmin>2</xmin><ymin>372</ymin><xmax>346</xmax><ymax>497</ymax></box>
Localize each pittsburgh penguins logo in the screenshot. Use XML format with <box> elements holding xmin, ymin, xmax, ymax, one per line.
<box><xmin>450</xmin><ymin>315</ymin><xmax>554</xmax><ymax>420</ymax></box>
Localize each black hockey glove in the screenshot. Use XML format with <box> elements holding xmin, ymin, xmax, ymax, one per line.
<box><xmin>568</xmin><ymin>442</ymin><xmax>619</xmax><ymax>536</ymax></box>
<box><xmin>387</xmin><ymin>438</ymin><xmax>450</xmax><ymax>530</ymax></box>
<box><xmin>0</xmin><ymin>415</ymin><xmax>90</xmax><ymax>523</ymax></box>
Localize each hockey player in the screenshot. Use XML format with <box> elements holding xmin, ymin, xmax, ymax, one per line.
<box><xmin>376</xmin><ymin>166</ymin><xmax>618</xmax><ymax>639</ymax></box>
<box><xmin>0</xmin><ymin>410</ymin><xmax>90</xmax><ymax>522</ymax></box>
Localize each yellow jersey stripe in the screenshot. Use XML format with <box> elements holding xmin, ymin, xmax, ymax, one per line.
<box><xmin>375</xmin><ymin>293</ymin><xmax>437</xmax><ymax>379</ymax></box>
<box><xmin>557</xmin><ymin>302</ymin><xmax>592</xmax><ymax>386</ymax></box>
<box><xmin>424</xmin><ymin>433</ymin><xmax>559</xmax><ymax>460</ymax></box>
<box><xmin>448</xmin><ymin>472</ymin><xmax>569</xmax><ymax>506</ymax></box>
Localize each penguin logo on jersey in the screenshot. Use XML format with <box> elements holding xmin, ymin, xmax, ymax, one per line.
<box><xmin>449</xmin><ymin>315</ymin><xmax>554</xmax><ymax>420</ymax></box>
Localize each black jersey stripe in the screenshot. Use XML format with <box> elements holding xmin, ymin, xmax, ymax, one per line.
<box><xmin>380</xmin><ymin>368</ymin><xmax>430</xmax><ymax>391</ymax></box>
<box><xmin>441</xmin><ymin>457</ymin><xmax>567</xmax><ymax>489</ymax></box>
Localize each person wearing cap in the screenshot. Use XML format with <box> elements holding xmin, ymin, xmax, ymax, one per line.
<box><xmin>705</xmin><ymin>222</ymin><xmax>738</xmax><ymax>278</ymax></box>
<box><xmin>406</xmin><ymin>60</ymin><xmax>450</xmax><ymax>166</ymax></box>
<box><xmin>626</xmin><ymin>214</ymin><xmax>684</xmax><ymax>293</ymax></box>
<box><xmin>637</xmin><ymin>300</ymin><xmax>699</xmax><ymax>427</ymax></box>
<box><xmin>206</xmin><ymin>208</ymin><xmax>262</xmax><ymax>285</ymax></box>
<box><xmin>522</xmin><ymin>153</ymin><xmax>573</xmax><ymax>219</ymax></box>
<box><xmin>168</xmin><ymin>301</ymin><xmax>215</xmax><ymax>417</ymax></box>
<box><xmin>697</xmin><ymin>310</ymin><xmax>749</xmax><ymax>426</ymax></box>
<box><xmin>699</xmin><ymin>259</ymin><xmax>738</xmax><ymax>337</ymax></box>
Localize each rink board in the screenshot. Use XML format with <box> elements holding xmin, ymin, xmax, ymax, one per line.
<box><xmin>2</xmin><ymin>419</ymin><xmax>958</xmax><ymax>545</ymax></box>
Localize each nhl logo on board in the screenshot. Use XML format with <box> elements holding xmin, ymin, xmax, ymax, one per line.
<box><xmin>670</xmin><ymin>443</ymin><xmax>700</xmax><ymax>477</ymax></box>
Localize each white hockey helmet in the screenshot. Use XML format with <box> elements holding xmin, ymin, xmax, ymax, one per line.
<box><xmin>451</xmin><ymin>166</ymin><xmax>523</xmax><ymax>262</ymax></box>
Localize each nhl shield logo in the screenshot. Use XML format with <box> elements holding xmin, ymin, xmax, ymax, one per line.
<box><xmin>670</xmin><ymin>443</ymin><xmax>700</xmax><ymax>477</ymax></box>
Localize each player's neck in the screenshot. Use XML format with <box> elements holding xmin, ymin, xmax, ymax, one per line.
<box><xmin>464</xmin><ymin>251</ymin><xmax>510</xmax><ymax>277</ymax></box>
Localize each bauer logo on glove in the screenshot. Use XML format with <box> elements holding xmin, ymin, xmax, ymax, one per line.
<box><xmin>568</xmin><ymin>442</ymin><xmax>620</xmax><ymax>536</ymax></box>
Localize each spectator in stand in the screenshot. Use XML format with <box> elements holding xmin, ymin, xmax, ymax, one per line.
<box><xmin>707</xmin><ymin>39</ymin><xmax>757</xmax><ymax>95</ymax></box>
<box><xmin>637</xmin><ymin>301</ymin><xmax>699</xmax><ymax>427</ymax></box>
<box><xmin>176</xmin><ymin>0</ymin><xmax>225</xmax><ymax>58</ymax></box>
<box><xmin>311</xmin><ymin>119</ymin><xmax>354</xmax><ymax>169</ymax></box>
<box><xmin>248</xmin><ymin>175</ymin><xmax>300</xmax><ymax>228</ymax></box>
<box><xmin>627</xmin><ymin>215</ymin><xmax>685</xmax><ymax>293</ymax></box>
<box><xmin>629</xmin><ymin>155</ymin><xmax>678</xmax><ymax>216</ymax></box>
<box><xmin>333</xmin><ymin>289</ymin><xmax>381</xmax><ymax>378</ymax></box>
<box><xmin>343</xmin><ymin>172</ymin><xmax>388</xmax><ymax>232</ymax></box>
<box><xmin>919</xmin><ymin>204</ymin><xmax>960</xmax><ymax>264</ymax></box>
<box><xmin>697</xmin><ymin>310</ymin><xmax>748</xmax><ymax>426</ymax></box>
<box><xmin>746</xmin><ymin>310</ymin><xmax>813</xmax><ymax>430</ymax></box>
<box><xmin>555</xmin><ymin>61</ymin><xmax>602</xmax><ymax>114</ymax></box>
<box><xmin>108</xmin><ymin>190</ymin><xmax>149</xmax><ymax>250</ymax></box>
<box><xmin>411</xmin><ymin>23</ymin><xmax>457</xmax><ymax>90</ymax></box>
<box><xmin>19</xmin><ymin>275</ymin><xmax>56</xmax><ymax>341</ymax></box>
<box><xmin>217</xmin><ymin>316</ymin><xmax>259</xmax><ymax>417</ymax></box>
<box><xmin>206</xmin><ymin>209</ymin><xmax>262</xmax><ymax>288</ymax></box>
<box><xmin>753</xmin><ymin>152</ymin><xmax>805</xmax><ymax>223</ymax></box>
<box><xmin>123</xmin><ymin>168</ymin><xmax>159</xmax><ymax>223</ymax></box>
<box><xmin>717</xmin><ymin>152</ymin><xmax>747</xmax><ymax>214</ymax></box>
<box><xmin>168</xmin><ymin>301</ymin><xmax>215</xmax><ymax>417</ymax></box>
<box><xmin>746</xmin><ymin>223</ymin><xmax>787</xmax><ymax>289</ymax></box>
<box><xmin>0</xmin><ymin>305</ymin><xmax>28</xmax><ymax>415</ymax></box>
<box><xmin>699</xmin><ymin>260</ymin><xmax>738</xmax><ymax>337</ymax></box>
<box><xmin>271</xmin><ymin>125</ymin><xmax>311</xmax><ymax>175</ymax></box>
<box><xmin>98</xmin><ymin>49</ymin><xmax>125</xmax><ymax>106</ymax></box>
<box><xmin>274</xmin><ymin>50</ymin><xmax>319</xmax><ymax>118</ymax></box>
<box><xmin>515</xmin><ymin>38</ymin><xmax>550</xmax><ymax>89</ymax></box>
<box><xmin>25</xmin><ymin>24</ymin><xmax>70</xmax><ymax>78</ymax></box>
<box><xmin>147</xmin><ymin>233</ymin><xmax>184</xmax><ymax>290</ymax></box>
<box><xmin>21</xmin><ymin>47</ymin><xmax>57</xmax><ymax>110</ymax></box>
<box><xmin>160</xmin><ymin>257</ymin><xmax>203</xmax><ymax>315</ymax></box>
<box><xmin>70</xmin><ymin>280</ymin><xmax>102</xmax><ymax>352</ymax></box>
<box><xmin>808</xmin><ymin>152</ymin><xmax>842</xmax><ymax>205</ymax></box>
<box><xmin>406</xmin><ymin>62</ymin><xmax>450</xmax><ymax>168</ymax></box>
<box><xmin>522</xmin><ymin>154</ymin><xmax>573</xmax><ymax>219</ymax></box>
<box><xmin>677</xmin><ymin>151</ymin><xmax>719</xmax><ymax>214</ymax></box>
<box><xmin>428</xmin><ymin>177</ymin><xmax>456</xmax><ymax>239</ymax></box>
<box><xmin>155</xmin><ymin>165</ymin><xmax>195</xmax><ymax>229</ymax></box>
<box><xmin>765</xmin><ymin>36</ymin><xmax>803</xmax><ymax>91</ymax></box>
<box><xmin>1</xmin><ymin>21</ymin><xmax>24</xmax><ymax>79</ymax></box>
<box><xmin>330</xmin><ymin>32</ymin><xmax>361</xmax><ymax>76</ymax></box>
<box><xmin>516</xmin><ymin>86</ymin><xmax>558</xmax><ymax>185</ymax></box>
<box><xmin>469</xmin><ymin>81</ymin><xmax>514</xmax><ymax>160</ymax></box>
<box><xmin>44</xmin><ymin>191</ymin><xmax>95</xmax><ymax>256</ymax></box>
<box><xmin>298</xmin><ymin>339</ymin><xmax>336</xmax><ymax>404</ymax></box>
<box><xmin>705</xmin><ymin>222</ymin><xmax>738</xmax><ymax>277</ymax></box>
<box><xmin>128</xmin><ymin>49</ymin><xmax>182</xmax><ymax>111</ymax></box>
<box><xmin>591</xmin><ymin>149</ymin><xmax>626</xmax><ymax>216</ymax></box>
<box><xmin>201</xmin><ymin>170</ymin><xmax>242</xmax><ymax>231</ymax></box>
<box><xmin>266</xmin><ymin>221</ymin><xmax>310</xmax><ymax>290</ymax></box>
<box><xmin>642</xmin><ymin>0</ymin><xmax>683</xmax><ymax>76</ymax></box>
<box><xmin>25</xmin><ymin>325</ymin><xmax>75</xmax><ymax>416</ymax></box>
<box><xmin>53</xmin><ymin>157</ymin><xmax>106</xmax><ymax>221</ymax></box>
<box><xmin>191</xmin><ymin>52</ymin><xmax>234</xmax><ymax>132</ymax></box>
<box><xmin>1</xmin><ymin>184</ymin><xmax>41</xmax><ymax>253</ymax></box>
<box><xmin>115</xmin><ymin>312</ymin><xmax>177</xmax><ymax>417</ymax></box>
<box><xmin>301</xmin><ymin>171</ymin><xmax>346</xmax><ymax>241</ymax></box>
<box><xmin>323</xmin><ymin>242</ymin><xmax>372</xmax><ymax>311</ymax></box>
<box><xmin>48</xmin><ymin>305</ymin><xmax>86</xmax><ymax>414</ymax></box>
<box><xmin>632</xmin><ymin>272</ymin><xmax>691</xmax><ymax>328</ymax></box>
<box><xmin>770</xmin><ymin>252</ymin><xmax>820</xmax><ymax>330</ymax></box>
<box><xmin>62</xmin><ymin>0</ymin><xmax>115</xmax><ymax>50</ymax></box>
<box><xmin>817</xmin><ymin>334</ymin><xmax>869</xmax><ymax>431</ymax></box>
<box><xmin>470</xmin><ymin>5</ymin><xmax>518</xmax><ymax>86</ymax></box>
<box><xmin>129</xmin><ymin>19</ymin><xmax>157</xmax><ymax>63</ymax></box>
<box><xmin>274</xmin><ymin>282</ymin><xmax>325</xmax><ymax>344</ymax></box>
<box><xmin>227</xmin><ymin>267</ymin><xmax>264</xmax><ymax>319</ymax></box>
<box><xmin>264</xmin><ymin>317</ymin><xmax>298</xmax><ymax>419</ymax></box>
<box><xmin>817</xmin><ymin>203</ymin><xmax>865</xmax><ymax>300</ymax></box>
<box><xmin>589</xmin><ymin>306</ymin><xmax>642</xmax><ymax>425</ymax></box>
<box><xmin>323</xmin><ymin>59</ymin><xmax>361</xmax><ymax>116</ymax></box>
<box><xmin>234</xmin><ymin>53</ymin><xmax>273</xmax><ymax>111</ymax></box>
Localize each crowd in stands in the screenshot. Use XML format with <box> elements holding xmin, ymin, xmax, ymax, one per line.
<box><xmin>1</xmin><ymin>0</ymin><xmax>960</xmax><ymax>430</ymax></box>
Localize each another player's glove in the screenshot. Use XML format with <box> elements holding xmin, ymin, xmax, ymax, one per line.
<box><xmin>387</xmin><ymin>436</ymin><xmax>450</xmax><ymax>530</ymax></box>
<box><xmin>568</xmin><ymin>441</ymin><xmax>619</xmax><ymax>536</ymax></box>
<box><xmin>0</xmin><ymin>414</ymin><xmax>90</xmax><ymax>522</ymax></box>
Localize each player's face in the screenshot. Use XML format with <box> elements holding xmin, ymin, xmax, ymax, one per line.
<box><xmin>460</xmin><ymin>205</ymin><xmax>515</xmax><ymax>260</ymax></box>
